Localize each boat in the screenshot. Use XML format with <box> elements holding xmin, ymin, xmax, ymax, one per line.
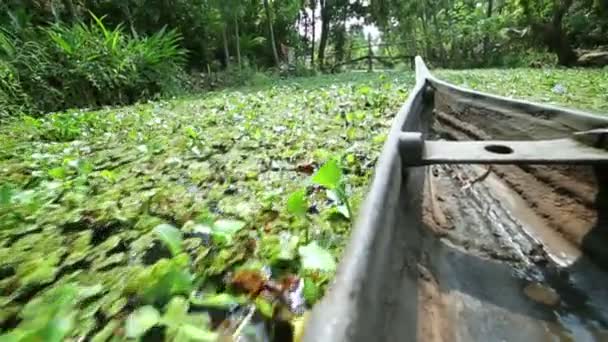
<box><xmin>303</xmin><ymin>57</ymin><xmax>608</xmax><ymax>341</ymax></box>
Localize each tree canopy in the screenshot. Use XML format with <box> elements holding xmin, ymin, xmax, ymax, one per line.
<box><xmin>1</xmin><ymin>0</ymin><xmax>608</xmax><ymax>116</ymax></box>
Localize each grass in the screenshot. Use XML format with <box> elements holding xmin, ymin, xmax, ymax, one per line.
<box><xmin>0</xmin><ymin>68</ymin><xmax>605</xmax><ymax>340</ymax></box>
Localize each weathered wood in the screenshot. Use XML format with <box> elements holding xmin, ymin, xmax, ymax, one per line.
<box><xmin>421</xmin><ymin>139</ymin><xmax>608</xmax><ymax>165</ymax></box>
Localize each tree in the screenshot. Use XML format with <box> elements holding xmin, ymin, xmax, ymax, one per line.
<box><xmin>520</xmin><ymin>0</ymin><xmax>578</xmax><ymax>66</ymax></box>
<box><xmin>310</xmin><ymin>0</ymin><xmax>316</xmax><ymax>66</ymax></box>
<box><xmin>234</xmin><ymin>14</ymin><xmax>241</xmax><ymax>69</ymax></box>
<box><xmin>222</xmin><ymin>24</ymin><xmax>231</xmax><ymax>67</ymax></box>
<box><xmin>483</xmin><ymin>0</ymin><xmax>493</xmax><ymax>57</ymax></box>
<box><xmin>264</xmin><ymin>0</ymin><xmax>281</xmax><ymax>66</ymax></box>
<box><xmin>317</xmin><ymin>0</ymin><xmax>331</xmax><ymax>69</ymax></box>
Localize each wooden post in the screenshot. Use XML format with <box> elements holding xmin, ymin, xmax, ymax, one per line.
<box><xmin>367</xmin><ymin>33</ymin><xmax>373</xmax><ymax>72</ymax></box>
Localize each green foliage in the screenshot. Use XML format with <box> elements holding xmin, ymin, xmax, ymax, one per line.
<box><xmin>161</xmin><ymin>297</ymin><xmax>217</xmax><ymax>341</ymax></box>
<box><xmin>190</xmin><ymin>293</ymin><xmax>246</xmax><ymax>308</ymax></box>
<box><xmin>437</xmin><ymin>68</ymin><xmax>608</xmax><ymax>113</ymax></box>
<box><xmin>298</xmin><ymin>241</ymin><xmax>337</xmax><ymax>272</ymax></box>
<box><xmin>303</xmin><ymin>277</ymin><xmax>322</xmax><ymax>305</ymax></box>
<box><xmin>124</xmin><ymin>297</ymin><xmax>218</xmax><ymax>340</ymax></box>
<box><xmin>188</xmin><ymin>218</ymin><xmax>247</xmax><ymax>246</ymax></box>
<box><xmin>129</xmin><ymin>254</ymin><xmax>195</xmax><ymax>305</ymax></box>
<box><xmin>41</xmin><ymin>16</ymin><xmax>186</xmax><ymax>111</ymax></box>
<box><xmin>0</xmin><ymin>284</ymin><xmax>102</xmax><ymax>342</ymax></box>
<box><xmin>154</xmin><ymin>224</ymin><xmax>184</xmax><ymax>256</ymax></box>
<box><xmin>0</xmin><ymin>59</ymin><xmax>29</xmax><ymax>117</ymax></box>
<box><xmin>125</xmin><ymin>305</ymin><xmax>161</xmax><ymax>338</ymax></box>
<box><xmin>312</xmin><ymin>158</ymin><xmax>342</xmax><ymax>190</ymax></box>
<box><xmin>0</xmin><ymin>13</ymin><xmax>187</xmax><ymax>115</ymax></box>
<box><xmin>7</xmin><ymin>69</ymin><xmax>607</xmax><ymax>339</ymax></box>
<box><xmin>287</xmin><ymin>189</ymin><xmax>308</xmax><ymax>218</ymax></box>
<box><xmin>0</xmin><ymin>71</ymin><xmax>411</xmax><ymax>338</ymax></box>
<box><xmin>260</xmin><ymin>233</ymin><xmax>300</xmax><ymax>264</ymax></box>
<box><xmin>312</xmin><ymin>158</ymin><xmax>353</xmax><ymax>221</ymax></box>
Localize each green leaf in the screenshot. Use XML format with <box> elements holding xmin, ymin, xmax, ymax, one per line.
<box><xmin>303</xmin><ymin>277</ymin><xmax>322</xmax><ymax>305</ymax></box>
<box><xmin>91</xmin><ymin>319</ymin><xmax>120</xmax><ymax>342</ymax></box>
<box><xmin>211</xmin><ymin>219</ymin><xmax>246</xmax><ymax>245</ymax></box>
<box><xmin>287</xmin><ymin>189</ymin><xmax>308</xmax><ymax>217</ymax></box>
<box><xmin>162</xmin><ymin>296</ymin><xmax>189</xmax><ymax>326</ymax></box>
<box><xmin>337</xmin><ymin>204</ymin><xmax>350</xmax><ymax>219</ymax></box>
<box><xmin>154</xmin><ymin>224</ymin><xmax>183</xmax><ymax>256</ymax></box>
<box><xmin>213</xmin><ymin>219</ymin><xmax>246</xmax><ymax>234</ymax></box>
<box><xmin>254</xmin><ymin>297</ymin><xmax>274</xmax><ymax>318</ymax></box>
<box><xmin>162</xmin><ymin>297</ymin><xmax>214</xmax><ymax>340</ymax></box>
<box><xmin>298</xmin><ymin>242</ymin><xmax>337</xmax><ymax>272</ymax></box>
<box><xmin>77</xmin><ymin>284</ymin><xmax>103</xmax><ymax>299</ymax></box>
<box><xmin>49</xmin><ymin>32</ymin><xmax>73</xmax><ymax>54</ymax></box>
<box><xmin>99</xmin><ymin>170</ymin><xmax>116</xmax><ymax>182</ymax></box>
<box><xmin>48</xmin><ymin>167</ymin><xmax>67</xmax><ymax>180</ymax></box>
<box><xmin>312</xmin><ymin>159</ymin><xmax>341</xmax><ymax>190</ymax></box>
<box><xmin>141</xmin><ymin>261</ymin><xmax>194</xmax><ymax>305</ymax></box>
<box><xmin>358</xmin><ymin>85</ymin><xmax>372</xmax><ymax>95</ymax></box>
<box><xmin>190</xmin><ymin>293</ymin><xmax>245</xmax><ymax>308</ymax></box>
<box><xmin>77</xmin><ymin>160</ymin><xmax>94</xmax><ymax>175</ymax></box>
<box><xmin>125</xmin><ymin>305</ymin><xmax>160</xmax><ymax>339</ymax></box>
<box><xmin>184</xmin><ymin>126</ymin><xmax>198</xmax><ymax>139</ymax></box>
<box><xmin>0</xmin><ymin>184</ymin><xmax>12</xmax><ymax>205</ymax></box>
<box><xmin>260</xmin><ymin>233</ymin><xmax>299</xmax><ymax>263</ymax></box>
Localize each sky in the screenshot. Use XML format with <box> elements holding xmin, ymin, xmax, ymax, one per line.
<box><xmin>297</xmin><ymin>8</ymin><xmax>381</xmax><ymax>42</ymax></box>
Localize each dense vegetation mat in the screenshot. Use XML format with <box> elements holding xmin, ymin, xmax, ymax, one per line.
<box><xmin>0</xmin><ymin>73</ymin><xmax>411</xmax><ymax>340</ymax></box>
<box><xmin>440</xmin><ymin>68</ymin><xmax>608</xmax><ymax>114</ymax></box>
<box><xmin>0</xmin><ymin>68</ymin><xmax>605</xmax><ymax>340</ymax></box>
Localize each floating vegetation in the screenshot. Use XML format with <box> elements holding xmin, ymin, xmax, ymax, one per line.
<box><xmin>0</xmin><ymin>72</ymin><xmax>411</xmax><ymax>340</ymax></box>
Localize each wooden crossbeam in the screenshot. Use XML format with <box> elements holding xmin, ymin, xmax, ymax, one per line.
<box><xmin>398</xmin><ymin>133</ymin><xmax>608</xmax><ymax>165</ymax></box>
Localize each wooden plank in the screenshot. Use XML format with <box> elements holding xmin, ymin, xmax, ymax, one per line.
<box><xmin>422</xmin><ymin>138</ymin><xmax>608</xmax><ymax>164</ymax></box>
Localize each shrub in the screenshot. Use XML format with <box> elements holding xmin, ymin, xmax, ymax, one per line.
<box><xmin>40</xmin><ymin>14</ymin><xmax>187</xmax><ymax>111</ymax></box>
<box><xmin>0</xmin><ymin>30</ymin><xmax>36</xmax><ymax>117</ymax></box>
<box><xmin>0</xmin><ymin>60</ymin><xmax>29</xmax><ymax>118</ymax></box>
<box><xmin>0</xmin><ymin>13</ymin><xmax>188</xmax><ymax>116</ymax></box>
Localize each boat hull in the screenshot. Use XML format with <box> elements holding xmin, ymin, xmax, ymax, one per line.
<box><xmin>304</xmin><ymin>58</ymin><xmax>608</xmax><ymax>341</ymax></box>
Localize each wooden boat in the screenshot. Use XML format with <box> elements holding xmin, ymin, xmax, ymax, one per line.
<box><xmin>303</xmin><ymin>57</ymin><xmax>608</xmax><ymax>341</ymax></box>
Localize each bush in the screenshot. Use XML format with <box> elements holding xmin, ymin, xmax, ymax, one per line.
<box><xmin>41</xmin><ymin>14</ymin><xmax>187</xmax><ymax>111</ymax></box>
<box><xmin>0</xmin><ymin>13</ymin><xmax>188</xmax><ymax>116</ymax></box>
<box><xmin>0</xmin><ymin>60</ymin><xmax>29</xmax><ymax>118</ymax></box>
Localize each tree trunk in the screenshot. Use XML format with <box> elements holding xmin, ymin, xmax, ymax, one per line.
<box><xmin>430</xmin><ymin>9</ymin><xmax>445</xmax><ymax>66</ymax></box>
<box><xmin>234</xmin><ymin>15</ymin><xmax>242</xmax><ymax>69</ymax></box>
<box><xmin>334</xmin><ymin>19</ymin><xmax>347</xmax><ymax>66</ymax></box>
<box><xmin>483</xmin><ymin>0</ymin><xmax>493</xmax><ymax>61</ymax></box>
<box><xmin>533</xmin><ymin>23</ymin><xmax>578</xmax><ymax>66</ymax></box>
<box><xmin>61</xmin><ymin>0</ymin><xmax>76</xmax><ymax>22</ymax></box>
<box><xmin>522</xmin><ymin>0</ymin><xmax>577</xmax><ymax>66</ymax></box>
<box><xmin>263</xmin><ymin>0</ymin><xmax>281</xmax><ymax>67</ymax></box>
<box><xmin>296</xmin><ymin>10</ymin><xmax>302</xmax><ymax>64</ymax></box>
<box><xmin>551</xmin><ymin>0</ymin><xmax>577</xmax><ymax>66</ymax></box>
<box><xmin>367</xmin><ymin>33</ymin><xmax>373</xmax><ymax>72</ymax></box>
<box><xmin>445</xmin><ymin>7</ymin><xmax>457</xmax><ymax>63</ymax></box>
<box><xmin>554</xmin><ymin>30</ymin><xmax>577</xmax><ymax>66</ymax></box>
<box><xmin>317</xmin><ymin>0</ymin><xmax>330</xmax><ymax>70</ymax></box>
<box><xmin>222</xmin><ymin>24</ymin><xmax>230</xmax><ymax>68</ymax></box>
<box><xmin>310</xmin><ymin>0</ymin><xmax>316</xmax><ymax>67</ymax></box>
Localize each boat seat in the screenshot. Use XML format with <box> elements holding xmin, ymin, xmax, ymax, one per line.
<box><xmin>399</xmin><ymin>129</ymin><xmax>608</xmax><ymax>165</ymax></box>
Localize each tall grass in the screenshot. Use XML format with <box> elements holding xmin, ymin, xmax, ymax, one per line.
<box><xmin>0</xmin><ymin>13</ymin><xmax>188</xmax><ymax>116</ymax></box>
